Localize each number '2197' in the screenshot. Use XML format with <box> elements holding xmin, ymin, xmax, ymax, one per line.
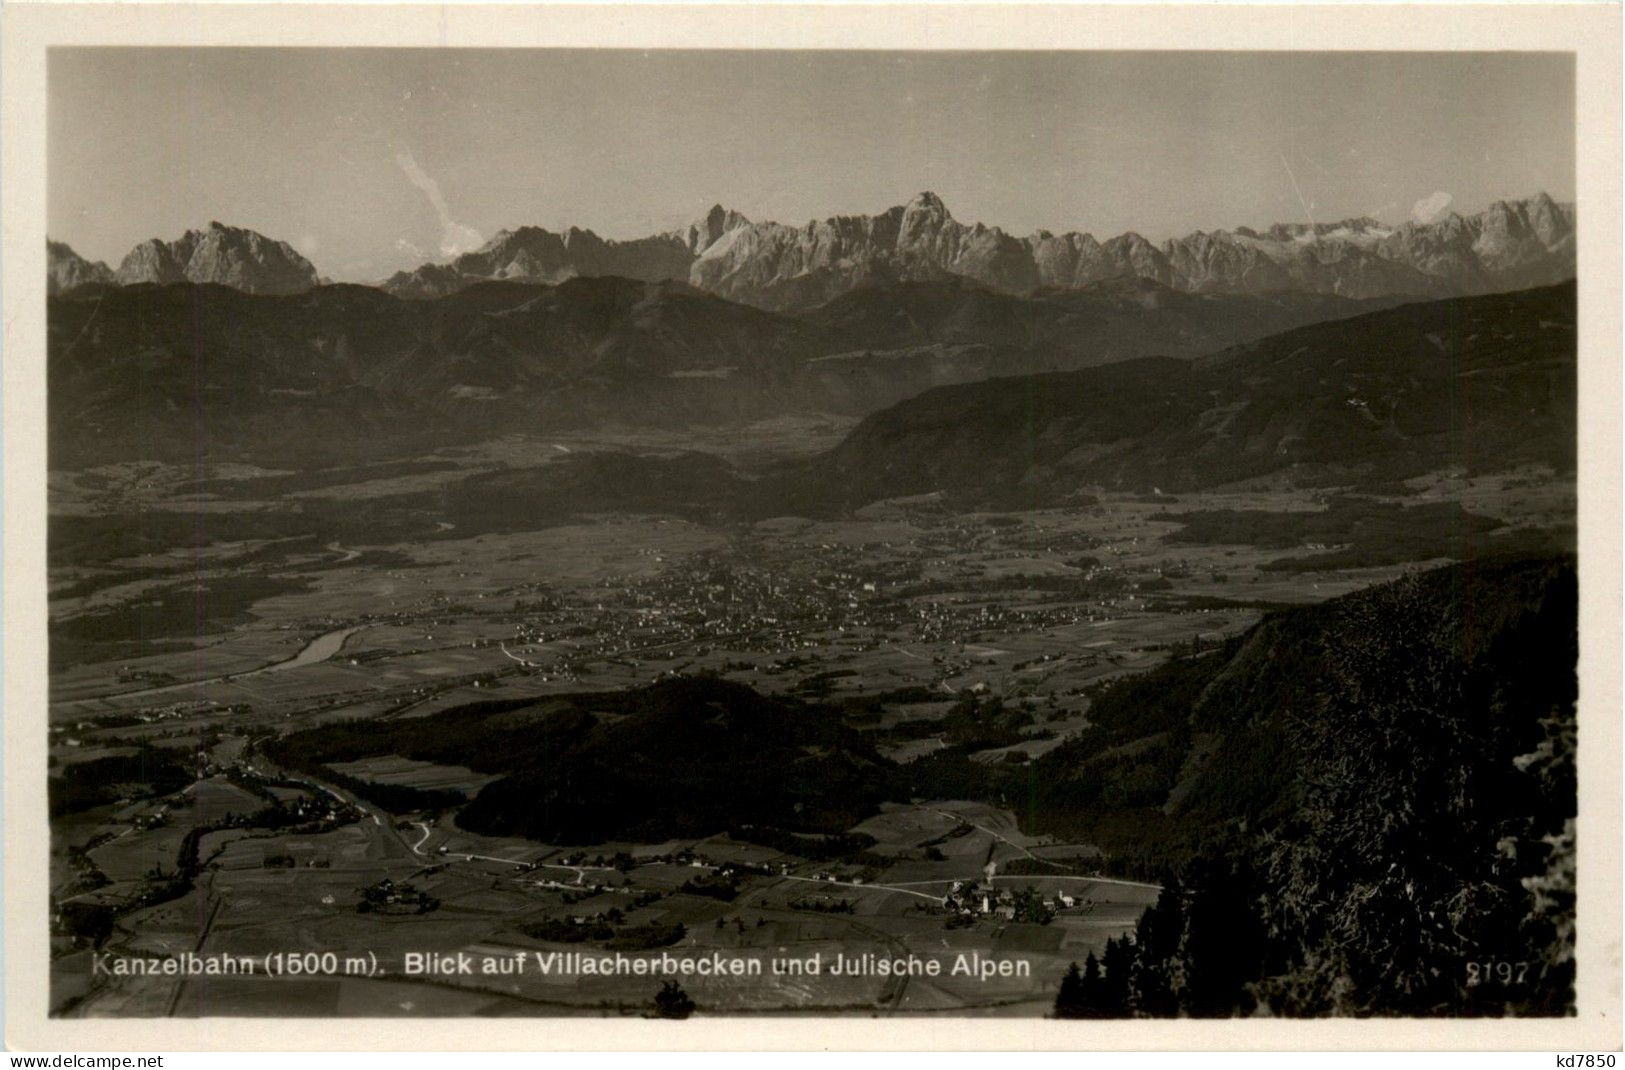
<box><xmin>1464</xmin><ymin>960</ymin><xmax>1529</xmax><ymax>986</ymax></box>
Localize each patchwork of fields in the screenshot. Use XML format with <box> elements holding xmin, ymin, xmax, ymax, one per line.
<box><xmin>46</xmin><ymin>430</ymin><xmax>1573</xmax><ymax>1016</ymax></box>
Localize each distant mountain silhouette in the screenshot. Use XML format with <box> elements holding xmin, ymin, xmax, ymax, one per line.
<box><xmin>46</xmin><ymin>273</ymin><xmax>1403</xmax><ymax>467</ymax></box>
<box><xmin>47</xmin><ymin>241</ymin><xmax>113</xmax><ymax>295</ymax></box>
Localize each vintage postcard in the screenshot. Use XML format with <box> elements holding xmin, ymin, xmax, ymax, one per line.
<box><xmin>3</xmin><ymin>2</ymin><xmax>1620</xmax><ymax>1052</ymax></box>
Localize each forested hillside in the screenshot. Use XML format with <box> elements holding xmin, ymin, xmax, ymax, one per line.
<box><xmin>1043</xmin><ymin>555</ymin><xmax>1577</xmax><ymax>1016</ymax></box>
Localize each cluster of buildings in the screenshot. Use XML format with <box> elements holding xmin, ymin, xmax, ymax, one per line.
<box><xmin>488</xmin><ymin>531</ymin><xmax>1156</xmax><ymax>696</ymax></box>
<box><xmin>940</xmin><ymin>865</ymin><xmax>1087</xmax><ymax>920</ymax></box>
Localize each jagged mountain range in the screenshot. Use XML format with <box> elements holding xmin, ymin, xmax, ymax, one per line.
<box><xmin>383</xmin><ymin>191</ymin><xmax>1577</xmax><ymax>307</ymax></box>
<box><xmin>48</xmin><ymin>222</ymin><xmax>321</xmax><ymax>296</ymax></box>
<box><xmin>50</xmin><ymin>192</ymin><xmax>1573</xmax><ymax>305</ymax></box>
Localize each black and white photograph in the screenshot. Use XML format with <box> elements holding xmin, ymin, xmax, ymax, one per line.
<box><xmin>5</xmin><ymin>2</ymin><xmax>1621</xmax><ymax>1049</ymax></box>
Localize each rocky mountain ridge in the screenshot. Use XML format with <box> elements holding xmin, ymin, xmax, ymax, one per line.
<box><xmin>50</xmin><ymin>222</ymin><xmax>322</xmax><ymax>295</ymax></box>
<box><xmin>45</xmin><ymin>272</ymin><xmax>1405</xmax><ymax>468</ymax></box>
<box><xmin>47</xmin><ymin>241</ymin><xmax>114</xmax><ymax>295</ymax></box>
<box><xmin>50</xmin><ymin>192</ymin><xmax>1575</xmax><ymax>307</ymax></box>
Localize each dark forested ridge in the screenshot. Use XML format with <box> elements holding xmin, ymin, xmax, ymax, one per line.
<box><xmin>48</xmin><ymin>284</ymin><xmax>1577</xmax><ymax>571</ymax></box>
<box><xmin>801</xmin><ymin>283</ymin><xmax>1576</xmax><ymax>508</ymax></box>
<box><xmin>47</xmin><ymin>274</ymin><xmax>1407</xmax><ymax>468</ymax></box>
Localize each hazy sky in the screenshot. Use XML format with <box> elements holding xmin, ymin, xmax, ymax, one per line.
<box><xmin>49</xmin><ymin>49</ymin><xmax>1575</xmax><ymax>282</ymax></box>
